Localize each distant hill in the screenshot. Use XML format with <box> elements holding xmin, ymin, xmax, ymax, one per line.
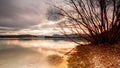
<box><xmin>0</xmin><ymin>34</ymin><xmax>88</xmax><ymax>39</ymax></box>
<box><xmin>0</xmin><ymin>35</ymin><xmax>38</xmax><ymax>39</ymax></box>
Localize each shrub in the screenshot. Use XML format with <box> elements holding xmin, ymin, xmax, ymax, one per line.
<box><xmin>54</xmin><ymin>0</ymin><xmax>120</xmax><ymax>45</ymax></box>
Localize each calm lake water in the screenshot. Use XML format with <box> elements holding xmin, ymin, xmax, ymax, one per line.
<box><xmin>0</xmin><ymin>39</ymin><xmax>81</xmax><ymax>68</ymax></box>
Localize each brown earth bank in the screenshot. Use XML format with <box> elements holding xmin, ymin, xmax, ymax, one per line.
<box><xmin>67</xmin><ymin>43</ymin><xmax>120</xmax><ymax>68</ymax></box>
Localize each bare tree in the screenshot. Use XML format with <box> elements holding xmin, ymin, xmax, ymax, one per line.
<box><xmin>53</xmin><ymin>0</ymin><xmax>120</xmax><ymax>45</ymax></box>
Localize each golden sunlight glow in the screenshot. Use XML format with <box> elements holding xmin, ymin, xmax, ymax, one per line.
<box><xmin>48</xmin><ymin>21</ymin><xmax>56</xmax><ymax>25</ymax></box>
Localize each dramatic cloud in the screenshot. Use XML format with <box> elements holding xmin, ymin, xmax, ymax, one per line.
<box><xmin>0</xmin><ymin>0</ymin><xmax>64</xmax><ymax>35</ymax></box>
<box><xmin>0</xmin><ymin>0</ymin><xmax>47</xmax><ymax>28</ymax></box>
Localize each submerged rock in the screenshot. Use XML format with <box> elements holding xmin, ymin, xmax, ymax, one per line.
<box><xmin>47</xmin><ymin>54</ymin><xmax>63</xmax><ymax>66</ymax></box>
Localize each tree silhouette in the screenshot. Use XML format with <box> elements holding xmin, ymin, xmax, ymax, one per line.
<box><xmin>53</xmin><ymin>0</ymin><xmax>120</xmax><ymax>45</ymax></box>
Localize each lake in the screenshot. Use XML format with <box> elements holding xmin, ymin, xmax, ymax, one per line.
<box><xmin>0</xmin><ymin>39</ymin><xmax>82</xmax><ymax>68</ymax></box>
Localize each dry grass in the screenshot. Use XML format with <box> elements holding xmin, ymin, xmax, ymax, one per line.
<box><xmin>67</xmin><ymin>44</ymin><xmax>120</xmax><ymax>68</ymax></box>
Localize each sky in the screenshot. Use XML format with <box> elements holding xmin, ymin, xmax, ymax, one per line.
<box><xmin>0</xmin><ymin>0</ymin><xmax>64</xmax><ymax>35</ymax></box>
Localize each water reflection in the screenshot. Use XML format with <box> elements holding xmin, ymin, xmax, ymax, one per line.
<box><xmin>0</xmin><ymin>39</ymin><xmax>77</xmax><ymax>68</ymax></box>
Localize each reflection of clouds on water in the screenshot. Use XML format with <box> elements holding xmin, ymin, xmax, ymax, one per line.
<box><xmin>0</xmin><ymin>39</ymin><xmax>76</xmax><ymax>48</ymax></box>
<box><xmin>0</xmin><ymin>39</ymin><xmax>75</xmax><ymax>68</ymax></box>
<box><xmin>0</xmin><ymin>39</ymin><xmax>77</xmax><ymax>55</ymax></box>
